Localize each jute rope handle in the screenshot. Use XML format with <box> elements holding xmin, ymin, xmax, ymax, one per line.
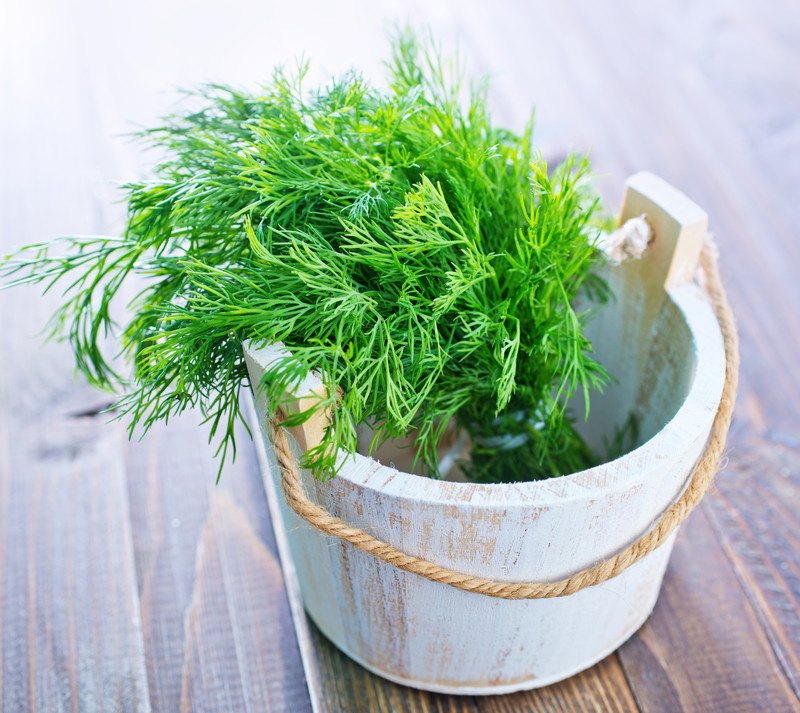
<box><xmin>269</xmin><ymin>240</ymin><xmax>739</xmax><ymax>599</ymax></box>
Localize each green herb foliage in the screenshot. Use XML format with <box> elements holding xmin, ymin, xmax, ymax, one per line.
<box><xmin>2</xmin><ymin>30</ymin><xmax>612</xmax><ymax>482</ymax></box>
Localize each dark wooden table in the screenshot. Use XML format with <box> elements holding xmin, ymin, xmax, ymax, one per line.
<box><xmin>2</xmin><ymin>1</ymin><xmax>798</xmax><ymax>711</ymax></box>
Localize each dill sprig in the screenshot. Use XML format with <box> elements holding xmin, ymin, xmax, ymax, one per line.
<box><xmin>2</xmin><ymin>30</ymin><xmax>611</xmax><ymax>482</ymax></box>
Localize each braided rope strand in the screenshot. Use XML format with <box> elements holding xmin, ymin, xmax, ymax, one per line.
<box><xmin>270</xmin><ymin>241</ymin><xmax>739</xmax><ymax>599</ymax></box>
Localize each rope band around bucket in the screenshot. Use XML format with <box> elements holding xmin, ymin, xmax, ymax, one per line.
<box><xmin>269</xmin><ymin>241</ymin><xmax>739</xmax><ymax>600</ymax></box>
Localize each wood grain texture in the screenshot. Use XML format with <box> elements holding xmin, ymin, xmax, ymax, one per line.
<box><xmin>124</xmin><ymin>416</ymin><xmax>312</xmax><ymax>713</ymax></box>
<box><xmin>1</xmin><ymin>0</ymin><xmax>799</xmax><ymax>710</ymax></box>
<box><xmin>618</xmin><ymin>505</ymin><xmax>797</xmax><ymax>712</ymax></box>
<box><xmin>704</xmin><ymin>431</ymin><xmax>800</xmax><ymax>699</ymax></box>
<box><xmin>0</xmin><ymin>1</ymin><xmax>314</xmax><ymax>710</ymax></box>
<box><xmin>0</xmin><ymin>29</ymin><xmax>152</xmax><ymax>707</ymax></box>
<box><xmin>0</xmin><ymin>395</ymin><xmax>151</xmax><ymax>713</ymax></box>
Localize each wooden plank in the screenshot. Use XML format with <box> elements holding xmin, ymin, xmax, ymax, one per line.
<box><xmin>704</xmin><ymin>430</ymin><xmax>800</xmax><ymax>698</ymax></box>
<box><xmin>3</xmin><ymin>0</ymin><xmax>799</xmax><ymax>709</ymax></box>
<box><xmin>0</xmin><ymin>387</ymin><xmax>152</xmax><ymax>713</ymax></box>
<box><xmin>0</xmin><ymin>9</ymin><xmax>313</xmax><ymax>712</ymax></box>
<box><xmin>124</xmin><ymin>414</ymin><xmax>313</xmax><ymax>713</ymax></box>
<box><xmin>618</xmin><ymin>505</ymin><xmax>797</xmax><ymax>712</ymax></box>
<box><xmin>246</xmin><ymin>398</ymin><xmax>328</xmax><ymax>711</ymax></box>
<box><xmin>0</xmin><ymin>29</ymin><xmax>153</xmax><ymax>707</ymax></box>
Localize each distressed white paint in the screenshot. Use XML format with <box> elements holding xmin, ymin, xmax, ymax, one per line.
<box><xmin>244</xmin><ymin>173</ymin><xmax>727</xmax><ymax>694</ymax></box>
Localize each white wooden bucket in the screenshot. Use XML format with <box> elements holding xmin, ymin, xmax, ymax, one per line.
<box><xmin>244</xmin><ymin>173</ymin><xmax>727</xmax><ymax>695</ymax></box>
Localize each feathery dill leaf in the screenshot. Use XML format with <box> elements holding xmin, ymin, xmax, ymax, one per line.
<box><xmin>2</xmin><ymin>29</ymin><xmax>612</xmax><ymax>482</ymax></box>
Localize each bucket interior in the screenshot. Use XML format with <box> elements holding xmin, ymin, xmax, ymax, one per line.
<box><xmin>575</xmin><ymin>291</ymin><xmax>696</xmax><ymax>455</ymax></box>
<box><xmin>357</xmin><ymin>290</ymin><xmax>697</xmax><ymax>481</ymax></box>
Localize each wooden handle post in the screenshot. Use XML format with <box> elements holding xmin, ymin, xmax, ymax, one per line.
<box><xmin>619</xmin><ymin>171</ymin><xmax>708</xmax><ymax>291</ymax></box>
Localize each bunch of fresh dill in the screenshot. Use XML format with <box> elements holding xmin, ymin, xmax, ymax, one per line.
<box><xmin>2</xmin><ymin>31</ymin><xmax>612</xmax><ymax>483</ymax></box>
